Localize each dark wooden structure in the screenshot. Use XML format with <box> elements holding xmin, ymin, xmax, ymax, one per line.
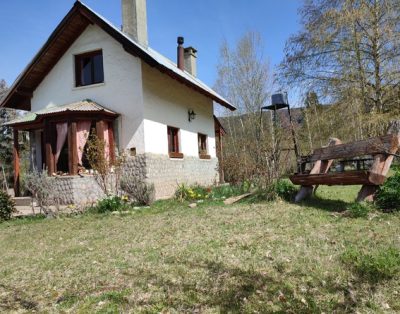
<box><xmin>214</xmin><ymin>115</ymin><xmax>226</xmax><ymax>183</ymax></box>
<box><xmin>291</xmin><ymin>170</ymin><xmax>387</xmax><ymax>186</ymax></box>
<box><xmin>290</xmin><ymin>133</ymin><xmax>400</xmax><ymax>202</ymax></box>
<box><xmin>10</xmin><ymin>105</ymin><xmax>118</xmax><ymax>197</ymax></box>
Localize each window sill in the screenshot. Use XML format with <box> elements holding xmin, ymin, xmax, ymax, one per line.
<box><xmin>199</xmin><ymin>154</ymin><xmax>211</xmax><ymax>160</ymax></box>
<box><xmin>73</xmin><ymin>82</ymin><xmax>105</xmax><ymax>91</ymax></box>
<box><xmin>169</xmin><ymin>152</ymin><xmax>184</xmax><ymax>159</ymax></box>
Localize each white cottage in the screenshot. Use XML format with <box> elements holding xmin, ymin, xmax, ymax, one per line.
<box><xmin>1</xmin><ymin>0</ymin><xmax>234</xmax><ymax>202</ymax></box>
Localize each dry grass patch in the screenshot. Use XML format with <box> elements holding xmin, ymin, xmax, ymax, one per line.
<box><xmin>0</xmin><ymin>190</ymin><xmax>400</xmax><ymax>312</ymax></box>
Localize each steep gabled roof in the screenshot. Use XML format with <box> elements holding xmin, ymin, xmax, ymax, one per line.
<box><xmin>0</xmin><ymin>1</ymin><xmax>235</xmax><ymax>111</ymax></box>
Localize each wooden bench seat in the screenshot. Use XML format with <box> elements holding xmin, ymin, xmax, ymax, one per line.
<box><xmin>290</xmin><ymin>125</ymin><xmax>400</xmax><ymax>202</ymax></box>
<box><xmin>290</xmin><ymin>170</ymin><xmax>386</xmax><ymax>186</ymax></box>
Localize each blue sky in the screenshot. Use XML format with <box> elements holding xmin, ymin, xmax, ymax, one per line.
<box><xmin>0</xmin><ymin>0</ymin><xmax>301</xmax><ymax>93</ymax></box>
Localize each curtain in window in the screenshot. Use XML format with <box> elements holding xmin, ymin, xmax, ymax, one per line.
<box><xmin>55</xmin><ymin>122</ymin><xmax>68</xmax><ymax>167</ymax></box>
<box><xmin>103</xmin><ymin>123</ymin><xmax>110</xmax><ymax>161</ymax></box>
<box><xmin>76</xmin><ymin>121</ymin><xmax>92</xmax><ymax>165</ymax></box>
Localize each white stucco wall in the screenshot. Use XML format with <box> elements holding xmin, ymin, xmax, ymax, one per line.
<box><xmin>142</xmin><ymin>63</ymin><xmax>217</xmax><ymax>158</ymax></box>
<box><xmin>31</xmin><ymin>24</ymin><xmax>145</xmax><ymax>152</ymax></box>
<box><xmin>29</xmin><ymin>23</ymin><xmax>218</xmax><ymax>162</ymax></box>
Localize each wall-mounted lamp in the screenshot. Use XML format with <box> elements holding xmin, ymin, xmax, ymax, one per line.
<box><xmin>188</xmin><ymin>109</ymin><xmax>196</xmax><ymax>122</ymax></box>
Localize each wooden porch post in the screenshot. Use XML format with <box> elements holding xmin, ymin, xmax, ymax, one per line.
<box><xmin>96</xmin><ymin>120</ymin><xmax>105</xmax><ymax>141</ymax></box>
<box><xmin>68</xmin><ymin>122</ymin><xmax>78</xmax><ymax>175</ymax></box>
<box><xmin>13</xmin><ymin>129</ymin><xmax>20</xmax><ymax>197</ymax></box>
<box><xmin>108</xmin><ymin>122</ymin><xmax>116</xmax><ymax>164</ymax></box>
<box><xmin>45</xmin><ymin>121</ymin><xmax>55</xmax><ymax>175</ymax></box>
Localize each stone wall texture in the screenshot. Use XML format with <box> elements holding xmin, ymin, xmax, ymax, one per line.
<box><xmin>122</xmin><ymin>154</ymin><xmax>147</xmax><ymax>180</ymax></box>
<box><xmin>52</xmin><ymin>153</ymin><xmax>219</xmax><ymax>205</ymax></box>
<box><xmin>53</xmin><ymin>176</ymin><xmax>105</xmax><ymax>206</ymax></box>
<box><xmin>144</xmin><ymin>153</ymin><xmax>219</xmax><ymax>199</ymax></box>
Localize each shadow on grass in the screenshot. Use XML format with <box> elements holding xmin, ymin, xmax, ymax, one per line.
<box><xmin>130</xmin><ymin>259</ymin><xmax>347</xmax><ymax>313</ymax></box>
<box><xmin>299</xmin><ymin>196</ymin><xmax>351</xmax><ymax>213</ymax></box>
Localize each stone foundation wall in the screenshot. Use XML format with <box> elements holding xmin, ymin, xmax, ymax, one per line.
<box><xmin>144</xmin><ymin>153</ymin><xmax>219</xmax><ymax>199</ymax></box>
<box><xmin>52</xmin><ymin>153</ymin><xmax>219</xmax><ymax>204</ymax></box>
<box><xmin>122</xmin><ymin>154</ymin><xmax>147</xmax><ymax>180</ymax></box>
<box><xmin>53</xmin><ymin>176</ymin><xmax>105</xmax><ymax>206</ymax></box>
<box><xmin>52</xmin><ymin>155</ymin><xmax>147</xmax><ymax>205</ymax></box>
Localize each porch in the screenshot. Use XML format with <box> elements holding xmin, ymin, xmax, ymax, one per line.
<box><xmin>8</xmin><ymin>100</ymin><xmax>118</xmax><ymax>197</ymax></box>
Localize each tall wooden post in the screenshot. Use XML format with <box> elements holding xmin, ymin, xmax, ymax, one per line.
<box><xmin>96</xmin><ymin>120</ymin><xmax>105</xmax><ymax>141</ymax></box>
<box><xmin>45</xmin><ymin>121</ymin><xmax>55</xmax><ymax>175</ymax></box>
<box><xmin>13</xmin><ymin>129</ymin><xmax>20</xmax><ymax>197</ymax></box>
<box><xmin>68</xmin><ymin>122</ymin><xmax>78</xmax><ymax>175</ymax></box>
<box><xmin>108</xmin><ymin>122</ymin><xmax>116</xmax><ymax>164</ymax></box>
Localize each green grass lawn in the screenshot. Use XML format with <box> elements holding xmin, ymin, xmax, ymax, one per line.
<box><xmin>1</xmin><ymin>186</ymin><xmax>400</xmax><ymax>313</ymax></box>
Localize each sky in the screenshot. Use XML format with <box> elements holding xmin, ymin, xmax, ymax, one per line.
<box><xmin>0</xmin><ymin>0</ymin><xmax>302</xmax><ymax>102</ymax></box>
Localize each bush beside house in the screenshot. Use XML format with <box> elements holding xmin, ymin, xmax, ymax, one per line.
<box><xmin>0</xmin><ymin>190</ymin><xmax>16</xmax><ymax>221</ymax></box>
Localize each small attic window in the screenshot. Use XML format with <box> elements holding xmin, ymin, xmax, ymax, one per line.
<box><xmin>75</xmin><ymin>50</ymin><xmax>104</xmax><ymax>87</ymax></box>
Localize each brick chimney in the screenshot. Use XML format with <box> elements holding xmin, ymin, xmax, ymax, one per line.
<box><xmin>122</xmin><ymin>0</ymin><xmax>148</xmax><ymax>48</ymax></box>
<box><xmin>184</xmin><ymin>47</ymin><xmax>197</xmax><ymax>77</ymax></box>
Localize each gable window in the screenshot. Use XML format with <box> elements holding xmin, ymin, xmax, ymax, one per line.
<box><xmin>75</xmin><ymin>50</ymin><xmax>104</xmax><ymax>87</ymax></box>
<box><xmin>198</xmin><ymin>133</ymin><xmax>210</xmax><ymax>159</ymax></box>
<box><xmin>167</xmin><ymin>126</ymin><xmax>183</xmax><ymax>158</ymax></box>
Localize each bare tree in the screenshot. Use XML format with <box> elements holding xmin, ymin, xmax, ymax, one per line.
<box><xmin>215</xmin><ymin>32</ymin><xmax>272</xmax><ymax>115</ymax></box>
<box><xmin>280</xmin><ymin>0</ymin><xmax>400</xmax><ymax>114</ymax></box>
<box><xmin>214</xmin><ymin>32</ymin><xmax>292</xmax><ymax>185</ymax></box>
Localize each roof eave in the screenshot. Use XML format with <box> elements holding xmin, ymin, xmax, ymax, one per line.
<box><xmin>0</xmin><ymin>2</ymin><xmax>84</xmax><ymax>110</ymax></box>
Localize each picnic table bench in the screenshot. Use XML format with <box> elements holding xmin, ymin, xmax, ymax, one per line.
<box><xmin>290</xmin><ymin>132</ymin><xmax>400</xmax><ymax>202</ymax></box>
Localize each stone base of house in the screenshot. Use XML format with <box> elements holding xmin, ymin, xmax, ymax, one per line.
<box><xmin>52</xmin><ymin>153</ymin><xmax>219</xmax><ymax>205</ymax></box>
<box><xmin>145</xmin><ymin>153</ymin><xmax>219</xmax><ymax>199</ymax></box>
<box><xmin>53</xmin><ymin>175</ymin><xmax>105</xmax><ymax>206</ymax></box>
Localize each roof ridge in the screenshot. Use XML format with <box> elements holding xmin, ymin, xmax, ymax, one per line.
<box><xmin>76</xmin><ymin>1</ymin><xmax>234</xmax><ymax>109</ymax></box>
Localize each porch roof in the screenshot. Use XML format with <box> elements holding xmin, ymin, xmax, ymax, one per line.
<box><xmin>4</xmin><ymin>99</ymin><xmax>117</xmax><ymax>127</ymax></box>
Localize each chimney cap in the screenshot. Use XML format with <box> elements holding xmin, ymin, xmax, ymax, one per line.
<box><xmin>184</xmin><ymin>46</ymin><xmax>197</xmax><ymax>54</ymax></box>
<box><xmin>177</xmin><ymin>36</ymin><xmax>184</xmax><ymax>45</ymax></box>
